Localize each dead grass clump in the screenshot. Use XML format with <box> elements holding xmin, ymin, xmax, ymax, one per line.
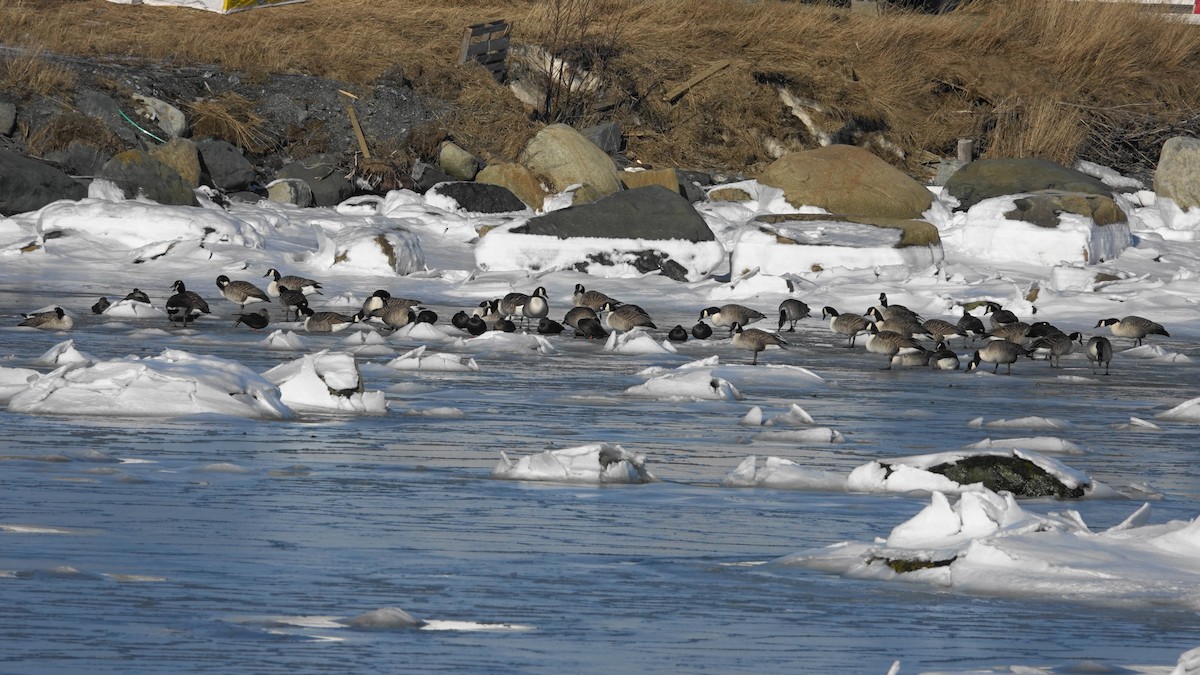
<box><xmin>186</xmin><ymin>92</ymin><xmax>272</xmax><ymax>153</ymax></box>
<box><xmin>26</xmin><ymin>110</ymin><xmax>124</xmax><ymax>157</ymax></box>
<box><xmin>0</xmin><ymin>48</ymin><xmax>76</xmax><ymax>99</ymax></box>
<box><xmin>984</xmin><ymin>98</ymin><xmax>1087</xmax><ymax>165</ymax></box>
<box><xmin>282</xmin><ymin>117</ymin><xmax>331</xmax><ymax>160</ymax></box>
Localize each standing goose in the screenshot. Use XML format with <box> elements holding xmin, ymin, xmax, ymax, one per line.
<box><xmin>563</xmin><ymin>305</ymin><xmax>599</xmax><ymax>330</ymax></box>
<box><xmin>600</xmin><ymin>302</ymin><xmax>656</xmax><ymax>332</ymax></box>
<box><xmin>362</xmin><ymin>289</ymin><xmax>422</xmax><ymax>319</ymax></box>
<box><xmin>778</xmin><ymin>299</ymin><xmax>810</xmax><ymax>332</ymax></box>
<box><xmin>957</xmin><ymin>309</ymin><xmax>988</xmax><ymax>343</ymax></box>
<box><xmin>1086</xmin><ymin>336</ymin><xmax>1114</xmax><ymax>375</ymax></box>
<box><xmin>276</xmin><ymin>286</ymin><xmax>309</xmax><ymax>321</ymax></box>
<box><xmin>19</xmin><ymin>307</ymin><xmax>73</xmax><ymax>331</ymax></box>
<box><xmin>875</xmin><ymin>293</ymin><xmax>922</xmax><ymax>323</ymax></box>
<box><xmin>263</xmin><ymin>268</ymin><xmax>322</xmax><ymax>298</ymax></box>
<box><xmin>298</xmin><ymin>304</ymin><xmax>359</xmax><ymax>333</ymax></box>
<box><xmin>966</xmin><ymin>340</ymin><xmax>1031</xmax><ymax>375</ymax></box>
<box><xmin>731</xmin><ymin>323</ymin><xmax>788</xmax><ymax>365</ymax></box>
<box><xmin>521</xmin><ymin>286</ymin><xmax>550</xmax><ymax>325</ymax></box>
<box><xmin>1031</xmin><ymin>331</ymin><xmax>1083</xmax><ymax>368</ymax></box>
<box><xmin>572</xmin><ymin>284</ymin><xmax>620</xmax><ymax>311</ymax></box>
<box><xmin>700</xmin><ymin>304</ymin><xmax>766</xmax><ymax>333</ymax></box>
<box><xmin>865</xmin><ymin>307</ymin><xmax>929</xmax><ymax>338</ymax></box>
<box><xmin>234</xmin><ymin>308</ymin><xmax>271</xmax><ymax>330</ymax></box>
<box><xmin>988</xmin><ymin>321</ymin><xmax>1033</xmax><ymax>347</ymax></box>
<box><xmin>922</xmin><ymin>318</ymin><xmax>965</xmax><ymax>345</ymax></box>
<box><xmin>216</xmin><ymin>275</ymin><xmax>270</xmax><ymax>311</ymax></box>
<box><xmin>929</xmin><ymin>341</ymin><xmax>961</xmax><ymax>370</ymax></box>
<box><xmin>984</xmin><ymin>301</ymin><xmax>1021</xmax><ymax>328</ymax></box>
<box><xmin>822</xmin><ymin>306</ymin><xmax>871</xmax><ymax>348</ymax></box>
<box><xmin>864</xmin><ymin>324</ymin><xmax>926</xmax><ymax>370</ymax></box>
<box><xmin>166</xmin><ymin>280</ymin><xmax>210</xmax><ymax>326</ymax></box>
<box><xmin>499</xmin><ymin>290</ymin><xmax>531</xmax><ymax>320</ymax></box>
<box><xmin>1095</xmin><ymin>316</ymin><xmax>1169</xmax><ymax>347</ymax></box>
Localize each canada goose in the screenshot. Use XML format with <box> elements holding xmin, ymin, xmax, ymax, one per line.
<box><xmin>522</xmin><ymin>286</ymin><xmax>550</xmax><ymax>324</ymax></box>
<box><xmin>91</xmin><ymin>297</ymin><xmax>110</xmax><ymax>314</ymax></box>
<box><xmin>1095</xmin><ymin>315</ymin><xmax>1169</xmax><ymax>346</ymax></box>
<box><xmin>476</xmin><ymin>299</ymin><xmax>501</xmax><ymax>324</ymax></box>
<box><xmin>601</xmin><ymin>302</ymin><xmax>656</xmax><ymax>332</ymax></box>
<box><xmin>298</xmin><ymin>304</ymin><xmax>359</xmax><ymax>333</ymax></box>
<box><xmin>984</xmin><ymin>301</ymin><xmax>1021</xmax><ymax>328</ymax></box>
<box><xmin>465</xmin><ymin>315</ymin><xmax>487</xmax><ymax>336</ymax></box>
<box><xmin>700</xmin><ymin>304</ymin><xmax>766</xmax><ymax>333</ymax></box>
<box><xmin>538</xmin><ymin>318</ymin><xmax>565</xmax><ymax>334</ymax></box>
<box><xmin>822</xmin><ymin>306</ymin><xmax>870</xmax><ymax>348</ymax></box>
<box><xmin>778</xmin><ymin>299</ymin><xmax>810</xmax><ymax>331</ymax></box>
<box><xmin>957</xmin><ymin>309</ymin><xmax>987</xmax><ymax>342</ymax></box>
<box><xmin>929</xmin><ymin>341</ymin><xmax>960</xmax><ymax>370</ymax></box>
<box><xmin>451</xmin><ymin>311</ymin><xmax>470</xmax><ymax>330</ymax></box>
<box><xmin>234</xmin><ymin>308</ymin><xmax>270</xmax><ymax>330</ymax></box>
<box><xmin>499</xmin><ymin>291</ymin><xmax>530</xmax><ymax>319</ymax></box>
<box><xmin>865</xmin><ymin>307</ymin><xmax>929</xmax><ymax>338</ymax></box>
<box><xmin>1026</xmin><ymin>321</ymin><xmax>1066</xmax><ymax>340</ymax></box>
<box><xmin>1031</xmin><ymin>331</ymin><xmax>1083</xmax><ymax>368</ymax></box>
<box><xmin>416</xmin><ymin>309</ymin><xmax>438</xmax><ymax>324</ymax></box>
<box><xmin>263</xmin><ymin>268</ymin><xmax>322</xmax><ymax>298</ymax></box>
<box><xmin>572</xmin><ymin>283</ymin><xmax>619</xmax><ymax>311</ymax></box>
<box><xmin>892</xmin><ymin>350</ymin><xmax>933</xmax><ymax>368</ymax></box>
<box><xmin>732</xmin><ymin>323</ymin><xmax>788</xmax><ymax>365</ymax></box>
<box><xmin>967</xmin><ymin>340</ymin><xmax>1031</xmax><ymax>375</ymax></box>
<box><xmin>988</xmin><ymin>321</ymin><xmax>1032</xmax><ymax>347</ymax></box>
<box><xmin>864</xmin><ymin>324</ymin><xmax>926</xmax><ymax>370</ymax></box>
<box><xmin>216</xmin><ymin>275</ymin><xmax>270</xmax><ymax>311</ymax></box>
<box><xmin>668</xmin><ymin>325</ymin><xmax>689</xmax><ymax>342</ymax></box>
<box><xmin>361</xmin><ymin>289</ymin><xmax>422</xmax><ymax>318</ymax></box>
<box><xmin>276</xmin><ymin>286</ymin><xmax>308</xmax><ymax>321</ymax></box>
<box><xmin>922</xmin><ymin>318</ymin><xmax>965</xmax><ymax>344</ymax></box>
<box><xmin>19</xmin><ymin>307</ymin><xmax>73</xmax><ymax>330</ymax></box>
<box><xmin>1086</xmin><ymin>336</ymin><xmax>1114</xmax><ymax>375</ymax></box>
<box><xmin>575</xmin><ymin>317</ymin><xmax>609</xmax><ymax>340</ymax></box>
<box><xmin>380</xmin><ymin>304</ymin><xmax>417</xmax><ymax>331</ymax></box>
<box><xmin>123</xmin><ymin>288</ymin><xmax>151</xmax><ymax>304</ymax></box>
<box><xmin>166</xmin><ymin>280</ymin><xmax>210</xmax><ymax>326</ymax></box>
<box><xmin>563</xmin><ymin>305</ymin><xmax>599</xmax><ymax>329</ymax></box>
<box><xmin>691</xmin><ymin>322</ymin><xmax>713</xmax><ymax>340</ymax></box>
<box><xmin>496</xmin><ymin>318</ymin><xmax>517</xmax><ymax>333</ymax></box>
<box><xmin>875</xmin><ymin>293</ymin><xmax>922</xmax><ymax>322</ymax></box>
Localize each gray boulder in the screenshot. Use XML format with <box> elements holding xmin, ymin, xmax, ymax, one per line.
<box><xmin>0</xmin><ymin>150</ymin><xmax>88</xmax><ymax>216</ymax></box>
<box><xmin>1004</xmin><ymin>191</ymin><xmax>1126</xmax><ymax>229</ymax></box>
<box><xmin>411</xmin><ymin>161</ymin><xmax>454</xmax><ymax>194</ymax></box>
<box><xmin>98</xmin><ymin>150</ymin><xmax>199</xmax><ymax>206</ymax></box>
<box><xmin>428</xmin><ymin>182</ymin><xmax>528</xmax><ymax>214</ymax></box>
<box><xmin>43</xmin><ymin>141</ymin><xmax>111</xmax><ymax>177</ymax></box>
<box><xmin>266</xmin><ymin>178</ymin><xmax>314</xmax><ymax>207</ymax></box>
<box><xmin>0</xmin><ymin>102</ymin><xmax>15</xmax><ymax>136</ymax></box>
<box><xmin>945</xmin><ymin>158</ymin><xmax>1111</xmax><ymax>210</ymax></box>
<box><xmin>1154</xmin><ymin>136</ymin><xmax>1200</xmax><ymax>210</ymax></box>
<box><xmin>924</xmin><ymin>454</ymin><xmax>1087</xmax><ymax>499</ymax></box>
<box><xmin>197</xmin><ymin>139</ymin><xmax>257</xmax><ymax>191</ymax></box>
<box><xmin>582</xmin><ymin>121</ymin><xmax>623</xmax><ymax>155</ymax></box>
<box><xmin>275</xmin><ymin>155</ymin><xmax>354</xmax><ymax>207</ymax></box>
<box><xmin>514</xmin><ymin>185</ymin><xmax>715</xmax><ymax>242</ymax></box>
<box><xmin>75</xmin><ymin>91</ymin><xmax>140</xmax><ymax>147</ymax></box>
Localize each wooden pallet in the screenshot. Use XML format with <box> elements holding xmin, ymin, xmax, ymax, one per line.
<box><xmin>457</xmin><ymin>20</ymin><xmax>511</xmax><ymax>82</ymax></box>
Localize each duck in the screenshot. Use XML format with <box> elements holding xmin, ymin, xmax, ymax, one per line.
<box><xmin>495</xmin><ymin>318</ymin><xmax>517</xmax><ymax>333</ymax></box>
<box><xmin>234</xmin><ymin>308</ymin><xmax>271</xmax><ymax>330</ymax></box>
<box><xmin>263</xmin><ymin>268</ymin><xmax>322</xmax><ymax>298</ymax></box>
<box><xmin>929</xmin><ymin>341</ymin><xmax>960</xmax><ymax>370</ymax></box>
<box><xmin>563</xmin><ymin>305</ymin><xmax>599</xmax><ymax>330</ymax></box>
<box><xmin>1030</xmin><ymin>331</ymin><xmax>1083</xmax><ymax>368</ymax></box>
<box><xmin>1095</xmin><ymin>315</ymin><xmax>1169</xmax><ymax>346</ymax></box>
<box><xmin>732</xmin><ymin>323</ymin><xmax>788</xmax><ymax>365</ymax></box>
<box><xmin>123</xmin><ymin>288</ymin><xmax>152</xmax><ymax>304</ymax></box>
<box><xmin>874</xmin><ymin>293</ymin><xmax>922</xmax><ymax>323</ymax></box>
<box><xmin>216</xmin><ymin>274</ymin><xmax>270</xmax><ymax>311</ymax></box>
<box><xmin>521</xmin><ymin>286</ymin><xmax>550</xmax><ymax>324</ymax></box>
<box><xmin>361</xmin><ymin>289</ymin><xmax>422</xmax><ymax>319</ymax></box>
<box><xmin>298</xmin><ymin>303</ymin><xmax>359</xmax><ymax>333</ymax></box>
<box><xmin>276</xmin><ymin>286</ymin><xmax>309</xmax><ymax>321</ymax></box>
<box><xmin>691</xmin><ymin>322</ymin><xmax>713</xmax><ymax>340</ymax></box>
<box><xmin>416</xmin><ymin>309</ymin><xmax>438</xmax><ymax>324</ymax></box>
<box><xmin>465</xmin><ymin>315</ymin><xmax>488</xmax><ymax>336</ymax></box>
<box><xmin>19</xmin><ymin>307</ymin><xmax>73</xmax><ymax>331</ymax></box>
<box><xmin>667</xmin><ymin>325</ymin><xmax>689</xmax><ymax>342</ymax></box>
<box><xmin>451</xmin><ymin>311</ymin><xmax>470</xmax><ymax>330</ymax></box>
<box><xmin>778</xmin><ymin>299</ymin><xmax>810</xmax><ymax>332</ymax></box>
<box><xmin>91</xmin><ymin>297</ymin><xmax>110</xmax><ymax>314</ymax></box>
<box><xmin>1086</xmin><ymin>335</ymin><xmax>1114</xmax><ymax>375</ymax></box>
<box><xmin>966</xmin><ymin>340</ymin><xmax>1031</xmax><ymax>375</ymax></box>
<box><xmin>166</xmin><ymin>280</ymin><xmax>210</xmax><ymax>326</ymax></box>
<box><xmin>821</xmin><ymin>306</ymin><xmax>871</xmax><ymax>348</ymax></box>
<box><xmin>575</xmin><ymin>317</ymin><xmax>609</xmax><ymax>340</ymax></box>
<box><xmin>600</xmin><ymin>302</ymin><xmax>656</xmax><ymax>332</ymax></box>
<box><xmin>864</xmin><ymin>324</ymin><xmax>926</xmax><ymax>370</ymax></box>
<box><xmin>956</xmin><ymin>309</ymin><xmax>988</xmax><ymax>342</ymax></box>
<box><xmin>538</xmin><ymin>317</ymin><xmax>565</xmax><ymax>335</ymax></box>
<box><xmin>699</xmin><ymin>304</ymin><xmax>766</xmax><ymax>333</ymax></box>
<box><xmin>572</xmin><ymin>283</ymin><xmax>619</xmax><ymax>311</ymax></box>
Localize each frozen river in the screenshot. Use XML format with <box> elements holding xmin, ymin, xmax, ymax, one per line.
<box><xmin>2</xmin><ymin>285</ymin><xmax>1198</xmax><ymax>674</ymax></box>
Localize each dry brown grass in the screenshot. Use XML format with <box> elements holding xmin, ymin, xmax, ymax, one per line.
<box><xmin>25</xmin><ymin>109</ymin><xmax>124</xmax><ymax>157</ymax></box>
<box><xmin>185</xmin><ymin>92</ymin><xmax>271</xmax><ymax>152</ymax></box>
<box><xmin>0</xmin><ymin>47</ymin><xmax>76</xmax><ymax>99</ymax></box>
<box><xmin>2</xmin><ymin>0</ymin><xmax>1199</xmax><ymax>178</ymax></box>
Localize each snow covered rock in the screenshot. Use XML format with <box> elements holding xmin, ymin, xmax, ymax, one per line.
<box><xmin>944</xmin><ymin>158</ymin><xmax>1111</xmax><ymax>210</ymax></box>
<box><xmin>491</xmin><ymin>442</ymin><xmax>658</xmax><ymax>484</ymax></box>
<box><xmin>732</xmin><ymin>214</ymin><xmax>943</xmax><ymax>275</ymax></box>
<box><xmin>330</xmin><ymin>225</ymin><xmax>424</xmax><ymax>276</ymax></box>
<box><xmin>722</xmin><ymin>455</ymin><xmax>846</xmax><ymax>490</ymax></box>
<box><xmin>952</xmin><ymin>194</ymin><xmax>1131</xmax><ymax>266</ymax></box>
<box><xmin>386</xmin><ymin>346</ymin><xmax>479</xmax><ymax>372</ymax></box>
<box><xmin>846</xmin><ymin>449</ymin><xmax>1094</xmax><ymax>498</ymax></box>
<box><xmin>0</xmin><ymin>366</ymin><xmax>40</xmax><ymax>404</ymax></box>
<box><xmin>31</xmin><ymin>199</ymin><xmax>263</xmax><ymax>251</ymax></box>
<box><xmin>262</xmin><ymin>350</ymin><xmax>384</xmax><ymax>413</ymax></box>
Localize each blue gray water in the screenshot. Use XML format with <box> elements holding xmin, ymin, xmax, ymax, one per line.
<box><xmin>2</xmin><ymin>292</ymin><xmax>1198</xmax><ymax>674</ymax></box>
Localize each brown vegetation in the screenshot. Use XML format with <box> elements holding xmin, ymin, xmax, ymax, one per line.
<box><xmin>2</xmin><ymin>0</ymin><xmax>1199</xmax><ymax>179</ymax></box>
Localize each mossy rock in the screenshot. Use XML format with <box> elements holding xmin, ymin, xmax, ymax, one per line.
<box><xmin>925</xmin><ymin>455</ymin><xmax>1087</xmax><ymax>499</ymax></box>
<box><xmin>945</xmin><ymin>158</ymin><xmax>1111</xmax><ymax>210</ymax></box>
<box><xmin>1004</xmin><ymin>191</ymin><xmax>1126</xmax><ymax>229</ymax></box>
<box><xmin>708</xmin><ymin>187</ymin><xmax>753</xmax><ymax>202</ymax></box>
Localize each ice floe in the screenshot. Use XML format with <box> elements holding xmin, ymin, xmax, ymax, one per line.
<box><xmin>386</xmin><ymin>345</ymin><xmax>480</xmax><ymax>372</ymax></box>
<box><xmin>262</xmin><ymin>350</ymin><xmax>385</xmax><ymax>413</ymax></box>
<box><xmin>491</xmin><ymin>442</ymin><xmax>658</xmax><ymax>484</ymax></box>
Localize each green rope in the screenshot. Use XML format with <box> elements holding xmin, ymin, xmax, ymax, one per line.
<box><xmin>118</xmin><ymin>108</ymin><xmax>166</xmax><ymax>144</ymax></box>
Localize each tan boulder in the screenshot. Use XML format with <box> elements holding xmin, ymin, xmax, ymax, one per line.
<box><xmin>149</xmin><ymin>137</ymin><xmax>201</xmax><ymax>187</ymax></box>
<box><xmin>1154</xmin><ymin>136</ymin><xmax>1200</xmax><ymax>210</ymax></box>
<box><xmin>757</xmin><ymin>145</ymin><xmax>933</xmax><ymax>219</ymax></box>
<box><xmin>438</xmin><ymin>140</ymin><xmax>480</xmax><ymax>181</ymax></box>
<box><xmin>518</xmin><ymin>123</ymin><xmax>622</xmax><ymax>205</ymax></box>
<box><xmin>621</xmin><ymin>168</ymin><xmax>684</xmax><ymax>193</ymax></box>
<box><xmin>477</xmin><ymin>162</ymin><xmax>548</xmax><ymax>210</ymax></box>
<box><xmin>707</xmin><ymin>187</ymin><xmax>753</xmax><ymax>202</ymax></box>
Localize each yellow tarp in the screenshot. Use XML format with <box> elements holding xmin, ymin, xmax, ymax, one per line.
<box><xmin>105</xmin><ymin>0</ymin><xmax>304</xmax><ymax>14</ymax></box>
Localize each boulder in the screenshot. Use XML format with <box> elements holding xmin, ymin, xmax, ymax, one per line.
<box><xmin>757</xmin><ymin>145</ymin><xmax>933</xmax><ymax>219</ymax></box>
<box><xmin>514</xmin><ymin>185</ymin><xmax>715</xmax><ymax>242</ymax></box>
<box><xmin>427</xmin><ymin>182</ymin><xmax>528</xmax><ymax>214</ymax></box>
<box><xmin>1003</xmin><ymin>191</ymin><xmax>1126</xmax><ymax>229</ymax></box>
<box><xmin>275</xmin><ymin>154</ymin><xmax>354</xmax><ymax>207</ymax></box>
<box><xmin>266</xmin><ymin>178</ymin><xmax>314</xmax><ymax>207</ymax></box>
<box><xmin>707</xmin><ymin>186</ymin><xmax>753</xmax><ymax>202</ymax></box>
<box><xmin>582</xmin><ymin>121</ymin><xmax>623</xmax><ymax>155</ymax></box>
<box><xmin>733</xmin><ymin>213</ymin><xmax>943</xmax><ymax>275</ymax></box>
<box><xmin>944</xmin><ymin>158</ymin><xmax>1111</xmax><ymax>210</ymax></box>
<box><xmin>410</xmin><ymin>161</ymin><xmax>454</xmax><ymax>194</ymax></box>
<box><xmin>437</xmin><ymin>141</ymin><xmax>480</xmax><ymax>181</ymax></box>
<box><xmin>925</xmin><ymin>454</ymin><xmax>1087</xmax><ymax>499</ymax></box>
<box><xmin>149</xmin><ymin>137</ymin><xmax>201</xmax><ymax>187</ymax></box>
<box><xmin>476</xmin><ymin>162</ymin><xmax>547</xmax><ymax>210</ymax></box>
<box><xmin>0</xmin><ymin>102</ymin><xmax>15</xmax><ymax>136</ymax></box>
<box><xmin>133</xmin><ymin>94</ymin><xmax>187</xmax><ymax>138</ymax></box>
<box><xmin>197</xmin><ymin>139</ymin><xmax>256</xmax><ymax>191</ymax></box>
<box><xmin>332</xmin><ymin>225</ymin><xmax>424</xmax><ymax>275</ymax></box>
<box><xmin>621</xmin><ymin>168</ymin><xmax>702</xmax><ymax>203</ymax></box>
<box><xmin>0</xmin><ymin>149</ymin><xmax>88</xmax><ymax>216</ymax></box>
<box><xmin>97</xmin><ymin>150</ymin><xmax>199</xmax><ymax>207</ymax></box>
<box><xmin>43</xmin><ymin>141</ymin><xmax>111</xmax><ymax>177</ymax></box>
<box><xmin>1153</xmin><ymin>136</ymin><xmax>1200</xmax><ymax>210</ymax></box>
<box><xmin>518</xmin><ymin>123</ymin><xmax>622</xmax><ymax>204</ymax></box>
<box><xmin>75</xmin><ymin>91</ymin><xmax>139</xmax><ymax>147</ymax></box>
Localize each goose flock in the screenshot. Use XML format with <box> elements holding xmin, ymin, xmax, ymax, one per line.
<box><xmin>15</xmin><ymin>275</ymin><xmax>1172</xmax><ymax>376</ymax></box>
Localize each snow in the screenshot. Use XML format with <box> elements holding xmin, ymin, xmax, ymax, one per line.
<box><xmin>844</xmin><ymin>448</ymin><xmax>1098</xmax><ymax>497</ymax></box>
<box><xmin>491</xmin><ymin>442</ymin><xmax>658</xmax><ymax>484</ymax></box>
<box><xmin>261</xmin><ymin>350</ymin><xmax>385</xmax><ymax>413</ymax></box>
<box><xmin>385</xmin><ymin>345</ymin><xmax>479</xmax><ymax>372</ymax></box>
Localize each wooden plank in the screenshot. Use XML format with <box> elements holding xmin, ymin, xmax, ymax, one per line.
<box><xmin>663</xmin><ymin>60</ymin><xmax>732</xmax><ymax>104</ymax></box>
<box><xmin>465</xmin><ymin>35</ymin><xmax>510</xmax><ymax>58</ymax></box>
<box><xmin>456</xmin><ymin>25</ymin><xmax>475</xmax><ymax>65</ymax></box>
<box><xmin>467</xmin><ymin>20</ymin><xmax>508</xmax><ymax>38</ymax></box>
